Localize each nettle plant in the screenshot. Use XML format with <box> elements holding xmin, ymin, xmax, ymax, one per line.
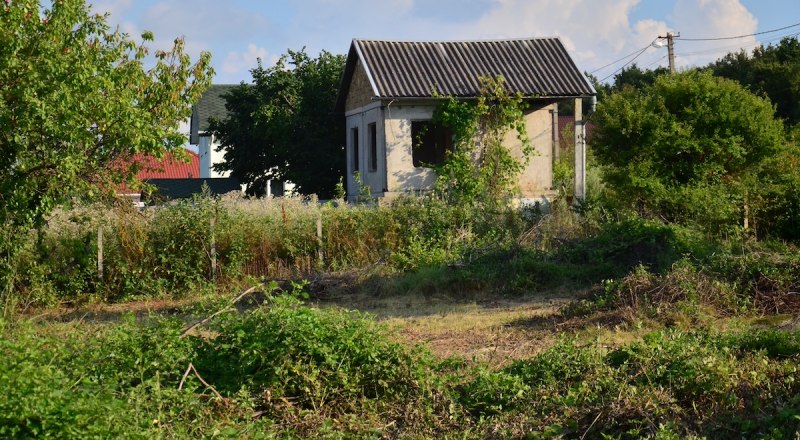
<box><xmin>432</xmin><ymin>75</ymin><xmax>535</xmax><ymax>211</ymax></box>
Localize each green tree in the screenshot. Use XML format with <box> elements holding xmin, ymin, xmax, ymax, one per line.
<box><xmin>591</xmin><ymin>70</ymin><xmax>788</xmax><ymax>234</ymax></box>
<box><xmin>209</xmin><ymin>49</ymin><xmax>346</xmax><ymax>198</ymax></box>
<box><xmin>708</xmin><ymin>37</ymin><xmax>800</xmax><ymax>126</ymax></box>
<box><xmin>0</xmin><ymin>0</ymin><xmax>212</xmax><ymax>308</ymax></box>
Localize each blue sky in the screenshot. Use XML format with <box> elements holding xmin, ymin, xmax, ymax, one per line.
<box><xmin>92</xmin><ymin>0</ymin><xmax>799</xmax><ymax>84</ymax></box>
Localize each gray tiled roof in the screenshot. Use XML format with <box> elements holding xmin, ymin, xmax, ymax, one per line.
<box><xmin>336</xmin><ymin>38</ymin><xmax>595</xmax><ymax>112</ymax></box>
<box><xmin>190</xmin><ymin>84</ymin><xmax>239</xmax><ymax>144</ymax></box>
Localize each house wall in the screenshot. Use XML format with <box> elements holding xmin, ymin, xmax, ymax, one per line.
<box><xmin>198</xmin><ymin>135</ymin><xmax>229</xmax><ymax>179</ymax></box>
<box><xmin>381</xmin><ymin>102</ymin><xmax>556</xmax><ymax>202</ymax></box>
<box><xmin>345</xmin><ymin>60</ymin><xmax>374</xmax><ymax>112</ymax></box>
<box><xmin>382</xmin><ymin>104</ymin><xmax>438</xmax><ymax>199</ymax></box>
<box><xmin>345</xmin><ymin>99</ymin><xmax>557</xmax><ymax>202</ymax></box>
<box><xmin>512</xmin><ymin>104</ymin><xmax>557</xmax><ymax>200</ymax></box>
<box><xmin>345</xmin><ymin>103</ymin><xmax>386</xmax><ymax>199</ymax></box>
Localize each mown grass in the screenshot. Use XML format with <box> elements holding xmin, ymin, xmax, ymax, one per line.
<box><xmin>3</xmin><ymin>292</ymin><xmax>798</xmax><ymax>439</ymax></box>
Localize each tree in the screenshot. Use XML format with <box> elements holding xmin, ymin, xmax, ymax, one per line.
<box><xmin>210</xmin><ymin>49</ymin><xmax>345</xmax><ymax>198</ymax></box>
<box><xmin>1</xmin><ymin>0</ymin><xmax>212</xmax><ymax>228</ymax></box>
<box><xmin>0</xmin><ymin>0</ymin><xmax>212</xmax><ymax>305</ymax></box>
<box><xmin>591</xmin><ymin>70</ymin><xmax>788</xmax><ymax>234</ymax></box>
<box><xmin>708</xmin><ymin>37</ymin><xmax>800</xmax><ymax>127</ymax></box>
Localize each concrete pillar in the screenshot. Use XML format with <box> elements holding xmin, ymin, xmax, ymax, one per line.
<box><xmin>551</xmin><ymin>102</ymin><xmax>559</xmax><ymax>162</ymax></box>
<box><xmin>574</xmin><ymin>98</ymin><xmax>586</xmax><ymax>201</ymax></box>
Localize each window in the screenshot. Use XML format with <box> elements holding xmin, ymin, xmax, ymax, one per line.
<box><xmin>270</xmin><ymin>180</ymin><xmax>284</xmax><ymax>197</ymax></box>
<box><xmin>368</xmin><ymin>122</ymin><xmax>378</xmax><ymax>172</ymax></box>
<box><xmin>411</xmin><ymin>121</ymin><xmax>453</xmax><ymax>167</ymax></box>
<box><xmin>351</xmin><ymin>127</ymin><xmax>359</xmax><ymax>173</ymax></box>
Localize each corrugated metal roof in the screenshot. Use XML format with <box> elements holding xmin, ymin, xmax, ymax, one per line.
<box><xmin>336</xmin><ymin>38</ymin><xmax>594</xmax><ymax>111</ymax></box>
<box><xmin>190</xmin><ymin>84</ymin><xmax>239</xmax><ymax>144</ymax></box>
<box><xmin>116</xmin><ymin>150</ymin><xmax>201</xmax><ymax>194</ymax></box>
<box><xmin>133</xmin><ymin>150</ymin><xmax>200</xmax><ymax>180</ymax></box>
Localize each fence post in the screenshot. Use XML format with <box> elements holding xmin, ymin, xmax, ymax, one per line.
<box><xmin>210</xmin><ymin>213</ymin><xmax>217</xmax><ymax>283</ymax></box>
<box><xmin>97</xmin><ymin>226</ymin><xmax>104</xmax><ymax>281</ymax></box>
<box><xmin>316</xmin><ymin>213</ymin><xmax>324</xmax><ymax>268</ymax></box>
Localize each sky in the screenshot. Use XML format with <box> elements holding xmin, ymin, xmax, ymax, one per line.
<box><xmin>91</xmin><ymin>0</ymin><xmax>800</xmax><ymax>86</ymax></box>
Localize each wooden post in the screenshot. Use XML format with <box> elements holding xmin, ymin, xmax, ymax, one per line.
<box><xmin>97</xmin><ymin>226</ymin><xmax>104</xmax><ymax>281</ymax></box>
<box><xmin>209</xmin><ymin>214</ymin><xmax>217</xmax><ymax>282</ymax></box>
<box><xmin>316</xmin><ymin>213</ymin><xmax>324</xmax><ymax>267</ymax></box>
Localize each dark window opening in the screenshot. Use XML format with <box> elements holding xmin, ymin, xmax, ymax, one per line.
<box><xmin>351</xmin><ymin>127</ymin><xmax>359</xmax><ymax>173</ymax></box>
<box><xmin>368</xmin><ymin>122</ymin><xmax>378</xmax><ymax>172</ymax></box>
<box><xmin>270</xmin><ymin>180</ymin><xmax>284</xmax><ymax>197</ymax></box>
<box><xmin>411</xmin><ymin>121</ymin><xmax>453</xmax><ymax>167</ymax></box>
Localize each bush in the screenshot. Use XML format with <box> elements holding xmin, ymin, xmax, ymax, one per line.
<box><xmin>592</xmin><ymin>70</ymin><xmax>789</xmax><ymax>237</ymax></box>
<box><xmin>196</xmin><ymin>294</ymin><xmax>428</xmax><ymax>415</ymax></box>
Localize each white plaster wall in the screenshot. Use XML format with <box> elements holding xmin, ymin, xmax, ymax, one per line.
<box><xmin>198</xmin><ymin>135</ymin><xmax>230</xmax><ymax>178</ymax></box>
<box><xmin>346</xmin><ymin>103</ymin><xmax>387</xmax><ymax>199</ymax></box>
<box><xmin>511</xmin><ymin>104</ymin><xmax>555</xmax><ymax>198</ymax></box>
<box><xmin>360</xmin><ymin>106</ymin><xmax>386</xmax><ymax>197</ymax></box>
<box><xmin>345</xmin><ymin>112</ymin><xmax>362</xmax><ymax>199</ymax></box>
<box><xmin>383</xmin><ymin>104</ymin><xmax>438</xmax><ymax>195</ymax></box>
<box><xmin>346</xmin><ymin>101</ymin><xmax>556</xmax><ymax>201</ymax></box>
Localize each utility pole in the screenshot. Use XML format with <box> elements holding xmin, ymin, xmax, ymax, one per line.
<box><xmin>659</xmin><ymin>31</ymin><xmax>680</xmax><ymax>74</ymax></box>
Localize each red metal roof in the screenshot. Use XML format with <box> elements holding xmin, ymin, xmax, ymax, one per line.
<box><xmin>131</xmin><ymin>150</ymin><xmax>200</xmax><ymax>179</ymax></box>
<box><xmin>116</xmin><ymin>150</ymin><xmax>201</xmax><ymax>195</ymax></box>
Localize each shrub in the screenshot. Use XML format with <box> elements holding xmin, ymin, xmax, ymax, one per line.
<box><xmin>195</xmin><ymin>294</ymin><xmax>429</xmax><ymax>415</ymax></box>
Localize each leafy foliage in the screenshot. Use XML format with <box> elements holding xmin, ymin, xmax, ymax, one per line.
<box><xmin>708</xmin><ymin>36</ymin><xmax>800</xmax><ymax>127</ymax></box>
<box><xmin>433</xmin><ymin>75</ymin><xmax>534</xmax><ymax>211</ymax></box>
<box><xmin>588</xmin><ymin>64</ymin><xmax>670</xmax><ymax>102</ymax></box>
<box><xmin>0</xmin><ymin>0</ymin><xmax>212</xmax><ymax>228</ymax></box>
<box><xmin>209</xmin><ymin>49</ymin><xmax>346</xmax><ymax>198</ymax></box>
<box><xmin>591</xmin><ymin>70</ymin><xmax>788</xmax><ymax>235</ymax></box>
<box><xmin>0</xmin><ymin>0</ymin><xmax>212</xmax><ymax>312</ymax></box>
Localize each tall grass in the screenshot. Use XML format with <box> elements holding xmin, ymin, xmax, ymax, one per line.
<box><xmin>4</xmin><ymin>193</ymin><xmax>536</xmax><ymax>308</ymax></box>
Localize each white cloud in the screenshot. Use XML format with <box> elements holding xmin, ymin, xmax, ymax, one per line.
<box><xmin>669</xmin><ymin>0</ymin><xmax>758</xmax><ymax>67</ymax></box>
<box><xmin>431</xmin><ymin>0</ymin><xmax>760</xmax><ymax>79</ymax></box>
<box><xmin>442</xmin><ymin>0</ymin><xmax>667</xmax><ymax>74</ymax></box>
<box><xmin>222</xmin><ymin>44</ymin><xmax>273</xmax><ymax>74</ymax></box>
<box><xmin>90</xmin><ymin>0</ymin><xmax>133</xmax><ymax>17</ymax></box>
<box><xmin>141</xmin><ymin>0</ymin><xmax>271</xmax><ymax>42</ymax></box>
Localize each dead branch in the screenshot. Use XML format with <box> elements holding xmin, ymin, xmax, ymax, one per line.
<box><xmin>177</xmin><ymin>362</ymin><xmax>223</xmax><ymax>400</ymax></box>
<box><xmin>180</xmin><ymin>284</ymin><xmax>261</xmax><ymax>338</ymax></box>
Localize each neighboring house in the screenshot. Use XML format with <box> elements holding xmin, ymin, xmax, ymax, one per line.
<box><xmin>190</xmin><ymin>84</ymin><xmax>293</xmax><ymax>197</ymax></box>
<box><xmin>335</xmin><ymin>38</ymin><xmax>596</xmax><ymax>203</ymax></box>
<box><xmin>118</xmin><ymin>150</ymin><xmax>241</xmax><ymax>205</ymax></box>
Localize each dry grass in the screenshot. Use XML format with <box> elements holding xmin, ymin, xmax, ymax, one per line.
<box><xmin>311</xmin><ymin>287</ymin><xmax>574</xmax><ymax>366</ymax></box>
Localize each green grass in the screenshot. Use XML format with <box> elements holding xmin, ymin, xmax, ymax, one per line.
<box><xmin>3</xmin><ymin>199</ymin><xmax>800</xmax><ymax>437</ymax></box>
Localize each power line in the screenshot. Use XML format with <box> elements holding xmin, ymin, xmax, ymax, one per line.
<box><xmin>643</xmin><ymin>54</ymin><xmax>668</xmax><ymax>69</ymax></box>
<box><xmin>598</xmin><ymin>41</ymin><xmax>656</xmax><ymax>83</ymax></box>
<box><xmin>590</xmin><ymin>21</ymin><xmax>800</xmax><ymax>80</ymax></box>
<box><xmin>676</xmin><ymin>30</ymin><xmax>800</xmax><ymax>58</ymax></box>
<box><xmin>677</xmin><ymin>21</ymin><xmax>800</xmax><ymax>41</ymax></box>
<box><xmin>589</xmin><ymin>43</ymin><xmax>655</xmax><ymax>74</ymax></box>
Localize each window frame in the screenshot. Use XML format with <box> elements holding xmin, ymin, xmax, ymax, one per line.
<box><xmin>410</xmin><ymin>119</ymin><xmax>453</xmax><ymax>168</ymax></box>
<box><xmin>368</xmin><ymin>122</ymin><xmax>378</xmax><ymax>172</ymax></box>
<box><xmin>351</xmin><ymin>126</ymin><xmax>359</xmax><ymax>174</ymax></box>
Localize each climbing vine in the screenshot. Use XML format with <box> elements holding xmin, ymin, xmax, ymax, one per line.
<box><xmin>432</xmin><ymin>75</ymin><xmax>535</xmax><ymax>211</ymax></box>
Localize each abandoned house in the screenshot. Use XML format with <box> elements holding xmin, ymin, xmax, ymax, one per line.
<box><xmin>335</xmin><ymin>38</ymin><xmax>596</xmax><ymax>203</ymax></box>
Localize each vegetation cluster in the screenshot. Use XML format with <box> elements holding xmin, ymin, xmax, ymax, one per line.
<box><xmin>2</xmin><ymin>2</ymin><xmax>800</xmax><ymax>437</ymax></box>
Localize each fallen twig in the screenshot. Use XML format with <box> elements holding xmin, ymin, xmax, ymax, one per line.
<box><xmin>180</xmin><ymin>285</ymin><xmax>262</xmax><ymax>338</ymax></box>
<box><xmin>177</xmin><ymin>362</ymin><xmax>223</xmax><ymax>400</ymax></box>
